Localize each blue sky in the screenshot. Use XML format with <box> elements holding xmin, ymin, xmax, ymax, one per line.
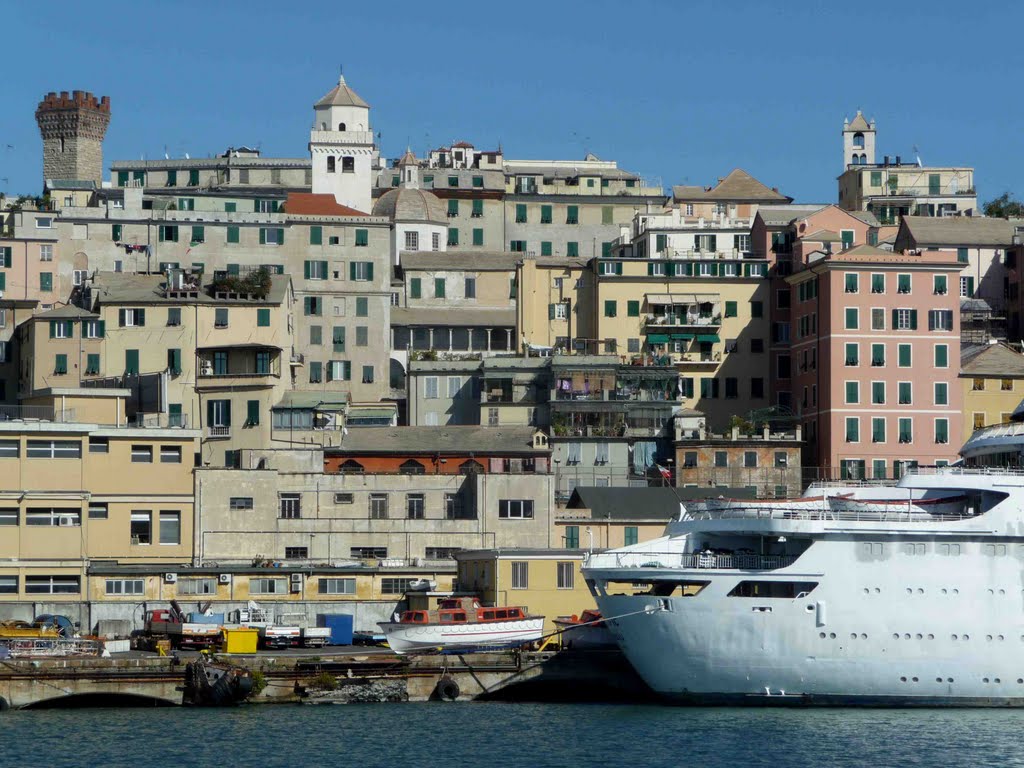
<box><xmin>3</xmin><ymin>0</ymin><xmax>1022</xmax><ymax>205</ymax></box>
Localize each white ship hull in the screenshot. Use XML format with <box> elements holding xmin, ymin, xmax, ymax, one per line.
<box><xmin>378</xmin><ymin>618</ymin><xmax>544</xmax><ymax>654</ymax></box>
<box><xmin>584</xmin><ymin>470</ymin><xmax>1024</xmax><ymax>705</ymax></box>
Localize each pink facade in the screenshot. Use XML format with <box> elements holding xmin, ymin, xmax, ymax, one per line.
<box><xmin>788</xmin><ymin>246</ymin><xmax>962</xmax><ymax>479</ymax></box>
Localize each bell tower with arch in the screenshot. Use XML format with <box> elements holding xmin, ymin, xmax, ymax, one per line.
<box><xmin>842</xmin><ymin>110</ymin><xmax>876</xmax><ymax>168</ymax></box>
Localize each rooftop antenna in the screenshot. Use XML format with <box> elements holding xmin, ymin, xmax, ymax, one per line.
<box><xmin>913</xmin><ymin>144</ymin><xmax>923</xmax><ymax>167</ymax></box>
<box><xmin>164</xmin><ymin>145</ymin><xmax>169</xmax><ymax>160</ymax></box>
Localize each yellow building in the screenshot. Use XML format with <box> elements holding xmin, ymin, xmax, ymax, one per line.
<box><xmin>519</xmin><ymin>254</ymin><xmax>772</xmax><ymax>430</ymax></box>
<box><xmin>557</xmin><ymin>487</ymin><xmax>676</xmax><ymax>550</ymax></box>
<box><xmin>20</xmin><ymin>270</ymin><xmax>294</xmax><ymax>466</ymax></box>
<box><xmin>455</xmin><ymin>549</ymin><xmax>594</xmax><ymax>633</ymax></box>
<box><xmin>0</xmin><ymin>390</ymin><xmax>199</xmax><ymax>608</ymax></box>
<box><xmin>960</xmin><ymin>342</ymin><xmax>1024</xmax><ymax>440</ymax></box>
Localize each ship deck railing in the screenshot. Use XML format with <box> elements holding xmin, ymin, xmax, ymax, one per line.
<box><xmin>584</xmin><ymin>551</ymin><xmax>798</xmax><ymax>571</ymax></box>
<box><xmin>685</xmin><ymin>505</ymin><xmax>974</xmax><ymax>523</ymax></box>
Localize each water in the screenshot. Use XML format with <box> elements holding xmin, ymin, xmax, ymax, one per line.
<box><xmin>3</xmin><ymin>703</ymin><xmax>1023</xmax><ymax>768</ymax></box>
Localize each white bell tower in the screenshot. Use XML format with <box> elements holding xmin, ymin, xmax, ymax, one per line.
<box><xmin>310</xmin><ymin>74</ymin><xmax>376</xmax><ymax>213</ymax></box>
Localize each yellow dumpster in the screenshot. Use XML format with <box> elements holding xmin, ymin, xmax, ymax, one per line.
<box><xmin>221</xmin><ymin>627</ymin><xmax>258</xmax><ymax>654</ymax></box>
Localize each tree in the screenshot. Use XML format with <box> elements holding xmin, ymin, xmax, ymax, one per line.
<box><xmin>983</xmin><ymin>193</ymin><xmax>1024</xmax><ymax>219</ymax></box>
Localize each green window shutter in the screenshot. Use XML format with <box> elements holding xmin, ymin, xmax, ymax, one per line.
<box><xmin>666</xmin><ymin>262</ymin><xmax>676</xmax><ymax>277</ymax></box>
<box><xmin>472</xmin><ymin>228</ymin><xmax>484</xmax><ymax>246</ymax></box>
<box><xmin>516</xmin><ymin>204</ymin><xmax>527</xmax><ymax>223</ymax></box>
<box><xmin>845</xmin><ymin>274</ymin><xmax>857</xmax><ymax>292</ymax></box>
<box><xmin>207</xmin><ymin>400</ymin><xmax>214</xmax><ymax>427</ymax></box>
<box><xmin>841</xmin><ymin>231</ymin><xmax>854</xmax><ymax>249</ymax></box>
<box><xmin>567</xmin><ymin>242</ymin><xmax>579</xmax><ymax>258</ymax></box>
<box><xmin>656</xmin><ymin>234</ymin><xmax>666</xmax><ymax>252</ymax></box>
<box><xmin>473</xmin><ymin>176</ymin><xmax>483</xmax><ymax>188</ymax></box>
<box><xmin>117</xmin><ymin>171</ymin><xmax>129</xmax><ymax>186</ymax></box>
<box><xmin>509</xmin><ymin>278</ymin><xmax>517</xmax><ymax>299</ymax></box>
<box><xmin>227</xmin><ymin>226</ymin><xmax>239</xmax><ymax>244</ymax></box>
<box><xmin>725</xmin><ymin>301</ymin><xmax>737</xmax><ymax>318</ymax></box>
<box><xmin>410</xmin><ymin>278</ymin><xmax>421</xmax><ymax>299</ymax></box>
<box><xmin>845</xmin><ymin>308</ymin><xmax>857</xmax><ymax>329</ymax></box>
<box><xmin>86</xmin><ymin>353</ymin><xmax>100</xmax><ymax>375</ymax></box>
<box><xmin>627</xmin><ymin>300</ymin><xmax>640</xmax><ymax>317</ymax></box>
<box><xmin>356</xmin><ymin>297</ymin><xmax>368</xmax><ymax>316</ymax></box>
<box><xmin>366</xmin><ymin>262</ymin><xmax>374</xmax><ymax>281</ymax></box>
<box><xmin>1</xmin><ymin>248</ymin><xmax>9</xmax><ymax>268</ymax></box>
<box><xmin>566</xmin><ymin>205</ymin><xmax>578</xmax><ymax>224</ymax></box>
<box><xmin>935</xmin><ymin>345</ymin><xmax>948</xmax><ymax>367</ymax></box>
<box><xmin>259</xmin><ymin>228</ymin><xmax>266</xmax><ymax>245</ymax></box>
<box><xmin>320</xmin><ymin>260</ymin><xmax>328</xmax><ymax>278</ymax></box>
<box><xmin>846</xmin><ymin>381</ymin><xmax>858</xmax><ymax>403</ymax></box>
<box><xmin>604</xmin><ymin>300</ymin><xmax>616</xmax><ymax>318</ymax></box>
<box><xmin>910</xmin><ymin>310</ymin><xmax>918</xmax><ymax>330</ymax></box>
<box><xmin>257</xmin><ymin>308</ymin><xmax>270</xmax><ymax>327</ymax></box>
<box><xmin>355</xmin><ymin>229</ymin><xmax>368</xmax><ymax>246</ymax></box>
<box><xmin>168</xmin><ymin>348</ymin><xmax>181</xmax><ymax>374</ymax></box>
<box><xmin>549</xmin><ymin>303</ymin><xmax>556</xmax><ymax>320</ymax></box>
<box><xmin>227</xmin><ymin>263</ymin><xmax>240</xmax><ymax>276</ymax></box>
<box><xmin>751</xmin><ymin>301</ymin><xmax>762</xmax><ymax>318</ymax></box>
<box><xmin>64</xmin><ymin>320</ymin><xmax>74</xmax><ymax>338</ymax></box>
<box><xmin>602</xmin><ymin>242</ymin><xmax>612</xmax><ymax>258</ymax></box>
<box><xmin>125</xmin><ymin>349</ymin><xmax>139</xmax><ymax>375</ymax></box>
<box><xmin>112</xmin><ymin>224</ymin><xmax>122</xmax><ymax>241</ymax></box>
<box><xmin>434</xmin><ymin>278</ymin><xmax>445</xmax><ymax>298</ymax></box>
<box><xmin>966</xmin><ymin>276</ymin><xmax>975</xmax><ymax>296</ymax></box>
<box><xmin>448</xmin><ymin>228</ymin><xmax>459</xmax><ymax>246</ymax></box>
<box><xmin>541</xmin><ymin>242</ymin><xmax>552</xmax><ymax>256</ymax></box>
<box><xmin>189</xmin><ymin>169</ymin><xmax>199</xmax><ymax>186</ymax></box>
<box><xmin>118</xmin><ymin>308</ymin><xmax>126</xmax><ymax>327</ymax></box>
<box><xmin>349</xmin><ymin>262</ymin><xmax>357</xmax><ymax>281</ymax></box>
<box><xmin>247</xmin><ymin>400</ymin><xmax>260</xmax><ymax>426</ymax></box>
<box><xmin>472</xmin><ymin>199</ymin><xmax>483</xmax><ymax>217</ymax></box>
<box><xmin>957</xmin><ymin>247</ymin><xmax>969</xmax><ymax>263</ymax></box>
<box><xmin>333</xmin><ymin>326</ymin><xmax>346</xmax><ymax>352</ymax></box>
<box><xmin>891</xmin><ymin>309</ymin><xmax>898</xmax><ymax>328</ymax></box>
<box><xmin>647</xmin><ymin>262</ymin><xmax>655</xmax><ymax>276</ymax></box>
<box><xmin>0</xmin><ymin>273</ymin><xmax>6</xmax><ymax>292</ymax></box>
<box><xmin>310</xmin><ymin>226</ymin><xmax>322</xmax><ymax>245</ymax></box>
<box><xmin>540</xmin><ymin>205</ymin><xmax>552</xmax><ymax>224</ymax></box>
<box><xmin>49</xmin><ymin>320</ymin><xmax>56</xmax><ymax>339</ymax></box>
<box><xmin>303</xmin><ymin>261</ymin><xmax>311</xmax><ymax>280</ymax></box>
<box><xmin>898</xmin><ymin>345</ymin><xmax>911</xmax><ymax>367</ymax></box>
<box><xmin>54</xmin><ymin>354</ymin><xmax>67</xmax><ymax>374</ymax></box>
<box><xmin>225</xmin><ymin>202</ymin><xmax>236</xmax><ymax>213</ymax></box>
<box><xmin>448</xmin><ymin>199</ymin><xmax>459</xmax><ymax>217</ymax></box>
<box><xmin>936</xmin><ymin>419</ymin><xmax>948</xmax><ymax>443</ymax></box>
<box><xmin>40</xmin><ymin>272</ymin><xmax>52</xmax><ymax>291</ymax></box>
<box><xmin>253</xmin><ymin>199</ymin><xmax>262</xmax><ymax>213</ymax></box>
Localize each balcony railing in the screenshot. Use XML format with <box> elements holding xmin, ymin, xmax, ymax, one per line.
<box><xmin>207</xmin><ymin>426</ymin><xmax>231</xmax><ymax>438</ymax></box>
<box><xmin>645</xmin><ymin>314</ymin><xmax>721</xmax><ymax>328</ymax></box>
<box><xmin>584</xmin><ymin>550</ymin><xmax>798</xmax><ymax>571</ymax></box>
<box><xmin>0</xmin><ymin>405</ymin><xmax>77</xmax><ymax>423</ymax></box>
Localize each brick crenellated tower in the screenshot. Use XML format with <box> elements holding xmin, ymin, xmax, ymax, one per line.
<box><xmin>35</xmin><ymin>90</ymin><xmax>111</xmax><ymax>187</ymax></box>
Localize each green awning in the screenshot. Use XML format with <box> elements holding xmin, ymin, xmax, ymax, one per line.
<box><xmin>647</xmin><ymin>333</ymin><xmax>670</xmax><ymax>343</ymax></box>
<box><xmin>671</xmin><ymin>333</ymin><xmax>694</xmax><ymax>341</ymax></box>
<box><xmin>696</xmin><ymin>334</ymin><xmax>720</xmax><ymax>343</ymax></box>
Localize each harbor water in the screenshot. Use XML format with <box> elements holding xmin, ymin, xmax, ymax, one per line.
<box><xmin>2</xmin><ymin>702</ymin><xmax>1020</xmax><ymax>768</ymax></box>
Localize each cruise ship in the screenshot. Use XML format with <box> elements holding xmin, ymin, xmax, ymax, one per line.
<box><xmin>582</xmin><ymin>420</ymin><xmax>1024</xmax><ymax>705</ymax></box>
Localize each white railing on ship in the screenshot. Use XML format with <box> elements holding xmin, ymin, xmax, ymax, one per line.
<box><xmin>584</xmin><ymin>551</ymin><xmax>798</xmax><ymax>570</ymax></box>
<box><xmin>904</xmin><ymin>466</ymin><xmax>1024</xmax><ymax>477</ymax></box>
<box><xmin>686</xmin><ymin>503</ymin><xmax>973</xmax><ymax>523</ymax></box>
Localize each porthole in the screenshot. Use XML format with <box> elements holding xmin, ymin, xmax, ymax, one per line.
<box><xmin>916</xmin><ymin>588</ymin><xmax>924</xmax><ymax>594</ymax></box>
<box><xmin>941</xmin><ymin>588</ymin><xmax>948</xmax><ymax>595</ymax></box>
<box><xmin>952</xmin><ymin>634</ymin><xmax>959</xmax><ymax>640</ymax></box>
<box><xmin>874</xmin><ymin>587</ymin><xmax>881</xmax><ymax>594</ymax></box>
<box><xmin>927</xmin><ymin>634</ymin><xmax>934</xmax><ymax>640</ymax></box>
<box><xmin>995</xmin><ymin>678</ymin><xmax>1002</xmax><ymax>684</ymax></box>
<box><xmin>829</xmin><ymin>632</ymin><xmax>836</xmax><ymax>639</ymax></box>
<box><xmin>900</xmin><ymin>676</ymin><xmax>907</xmax><ymax>683</ymax></box>
<box><xmin>893</xmin><ymin>633</ymin><xmax>900</xmax><ymax>640</ymax></box>
<box><xmin>906</xmin><ymin>588</ymin><xmax>912</xmax><ymax>595</ymax></box>
<box><xmin>912</xmin><ymin>677</ymin><xmax>919</xmax><ymax>682</ymax></box>
<box><xmin>987</xmin><ymin>635</ymin><xmax>994</xmax><ymax>641</ymax></box>
<box><xmin>904</xmin><ymin>633</ymin><xmax>911</xmax><ymax>640</ymax></box>
<box><xmin>862</xmin><ymin>588</ymin><xmax>869</xmax><ymax>595</ymax></box>
<box><xmin>999</xmin><ymin>635</ymin><xmax>1005</xmax><ymax>641</ymax></box>
<box><xmin>850</xmin><ymin>633</ymin><xmax>857</xmax><ymax>640</ymax></box>
<box><xmin>819</xmin><ymin>632</ymin><xmax>826</xmax><ymax>639</ymax></box>
<box><xmin>983</xmin><ymin>677</ymin><xmax>990</xmax><ymax>683</ymax></box>
<box><xmin>936</xmin><ymin>677</ymin><xmax>943</xmax><ymax>683</ymax></box>
<box><xmin>806</xmin><ymin>604</ymin><xmax>815</xmax><ymax>612</ymax></box>
<box><xmin>963</xmin><ymin>634</ymin><xmax>970</xmax><ymax>641</ymax></box>
<box><xmin>860</xmin><ymin>633</ymin><xmax>868</xmax><ymax>640</ymax></box>
<box><xmin>953</xmin><ymin>589</ymin><xmax>959</xmax><ymax>595</ymax></box>
<box><xmin>999</xmin><ymin>589</ymin><xmax>1006</xmax><ymax>595</ymax></box>
<box><xmin>947</xmin><ymin>677</ymin><xmax>954</xmax><ymax>683</ymax></box>
<box><xmin>915</xmin><ymin>634</ymin><xmax>923</xmax><ymax>640</ymax></box>
<box><xmin>1017</xmin><ymin>678</ymin><xmax>1022</xmax><ymax>684</ymax></box>
<box><xmin>988</xmin><ymin>589</ymin><xmax>994</xmax><ymax>596</ymax></box>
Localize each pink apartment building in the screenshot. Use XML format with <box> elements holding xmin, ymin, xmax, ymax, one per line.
<box><xmin>787</xmin><ymin>244</ymin><xmax>963</xmax><ymax>480</ymax></box>
<box><xmin>750</xmin><ymin>203</ymin><xmax>877</xmax><ymax>412</ymax></box>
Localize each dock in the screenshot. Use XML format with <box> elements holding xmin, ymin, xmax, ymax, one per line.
<box><xmin>0</xmin><ymin>648</ymin><xmax>651</xmax><ymax>709</ymax></box>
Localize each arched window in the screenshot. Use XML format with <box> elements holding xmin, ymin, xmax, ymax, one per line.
<box><xmin>339</xmin><ymin>459</ymin><xmax>364</xmax><ymax>474</ymax></box>
<box><xmin>400</xmin><ymin>459</ymin><xmax>426</xmax><ymax>475</ymax></box>
<box><xmin>338</xmin><ymin>122</ymin><xmax>346</xmax><ymax>132</ymax></box>
<box><xmin>859</xmin><ymin>153</ymin><xmax>867</xmax><ymax>164</ymax></box>
<box><xmin>326</xmin><ymin>156</ymin><xmax>336</xmax><ymax>173</ymax></box>
<box><xmin>853</xmin><ymin>132</ymin><xmax>865</xmax><ymax>149</ymax></box>
<box><xmin>320</xmin><ymin>122</ymin><xmax>327</xmax><ymax>130</ymax></box>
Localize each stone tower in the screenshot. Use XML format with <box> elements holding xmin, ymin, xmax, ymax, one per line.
<box><xmin>35</xmin><ymin>90</ymin><xmax>111</xmax><ymax>186</ymax></box>
<box><xmin>309</xmin><ymin>75</ymin><xmax>376</xmax><ymax>213</ymax></box>
<box><xmin>842</xmin><ymin>110</ymin><xmax>875</xmax><ymax>169</ymax></box>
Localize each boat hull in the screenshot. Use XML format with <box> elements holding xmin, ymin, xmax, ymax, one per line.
<box><xmin>378</xmin><ymin>618</ymin><xmax>544</xmax><ymax>654</ymax></box>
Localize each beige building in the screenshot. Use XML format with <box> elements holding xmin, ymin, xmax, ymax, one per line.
<box><xmin>18</xmin><ymin>270</ymin><xmax>294</xmax><ymax>467</ymax></box>
<box><xmin>195</xmin><ymin>426</ymin><xmax>556</xmax><ymax>566</ymax></box>
<box><xmin>0</xmin><ymin>390</ymin><xmax>199</xmax><ymax>617</ymax></box>
<box><xmin>557</xmin><ymin>487</ymin><xmax>677</xmax><ymax>549</ymax></box>
<box><xmin>960</xmin><ymin>342</ymin><xmax>1024</xmax><ymax>440</ymax></box>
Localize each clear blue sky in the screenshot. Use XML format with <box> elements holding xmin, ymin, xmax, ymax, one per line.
<box><xmin>3</xmin><ymin>0</ymin><xmax>1021</xmax><ymax>205</ymax></box>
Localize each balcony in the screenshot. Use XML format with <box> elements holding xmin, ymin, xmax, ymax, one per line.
<box><xmin>645</xmin><ymin>313</ymin><xmax>721</xmax><ymax>330</ymax></box>
<box><xmin>0</xmin><ymin>404</ymin><xmax>77</xmax><ymax>423</ymax></box>
<box><xmin>207</xmin><ymin>426</ymin><xmax>231</xmax><ymax>439</ymax></box>
<box><xmin>673</xmin><ymin>352</ymin><xmax>722</xmax><ymax>370</ymax></box>
<box><xmin>197</xmin><ymin>347</ymin><xmax>281</xmax><ymax>386</ymax></box>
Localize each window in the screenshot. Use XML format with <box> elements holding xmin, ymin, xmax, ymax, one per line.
<box><xmin>511</xmin><ymin>562</ymin><xmax>529</xmax><ymax>589</ymax></box>
<box><xmin>845</xmin><ymin>381</ymin><xmax>859</xmax><ymax>404</ymax></box>
<box><xmin>894</xmin><ymin>309</ymin><xmax>917</xmax><ymax>330</ymax></box>
<box><xmin>382</xmin><ymin>578</ymin><xmax>416</xmax><ymax>595</ymax></box>
<box><xmin>928</xmin><ymin>309</ymin><xmax>953</xmax><ymax>331</ymax></box>
<box><xmin>229</xmin><ymin>497</ymin><xmax>254</xmax><ymax>510</ymax></box>
<box><xmin>899</xmin><ymin>418</ymin><xmax>913</xmax><ymax>444</ymax></box>
<box><xmin>448</xmin><ymin>228</ymin><xmax>459</xmax><ymax>246</ymax></box>
<box><xmin>434</xmin><ymin>278</ymin><xmax>446</xmax><ymax>299</ymax></box>
<box><xmin>604</xmin><ymin>300</ymin><xmax>617</xmax><ymax>318</ymax></box>
<box><xmin>934</xmin><ymin>344</ymin><xmax>948</xmax><ymax>368</ymax></box>
<box><xmin>25</xmin><ymin>576</ymin><xmax>79</xmax><ymax>595</ymax></box>
<box><xmin>447</xmin><ymin>200</ymin><xmax>459</xmax><ymax>219</ymax></box>
<box><xmin>564</xmin><ymin>525</ymin><xmax>580</xmax><ymax>549</ymax></box>
<box><xmin>105</xmin><ymin>578</ymin><xmax>145</xmax><ymax>596</ymax></box>
<box><xmin>934</xmin><ymin>274</ymin><xmax>948</xmax><ymax>295</ymax></box>
<box><xmin>40</xmin><ymin>272</ymin><xmax>53</xmax><ymax>291</ymax></box>
<box><xmin>897</xmin><ymin>274</ymin><xmax>911</xmax><ymax>294</ymax></box>
<box><xmin>935</xmin><ymin>418</ymin><xmax>949</xmax><ymax>444</ymax></box>
<box><xmin>279</xmin><ymin>493</ymin><xmax>301</xmax><ymax>519</ymax></box>
<box><xmin>208</xmin><ymin>399</ymin><xmax>231</xmax><ymax>427</ymax></box>
<box><xmin>566</xmin><ymin>206</ymin><xmax>579</xmax><ymax>225</ymax></box>
<box><xmin>351</xmin><ymin>261</ymin><xmax>372</xmax><ymax>281</ymax></box>
<box><xmin>465</xmin><ymin>277</ymin><xmax>477</xmax><ymax>298</ymax></box>
<box><xmin>499</xmin><ymin>500</ymin><xmax>534</xmax><ymax>519</ymax></box>
<box><xmin>750</xmin><ymin>300</ymin><xmax>763</xmax><ymax>319</ymax></box>
<box><xmin>354</xmin><ymin>229</ymin><xmax>369</xmax><ymax>247</ymax></box>
<box><xmin>935</xmin><ymin>382</ymin><xmax>949</xmax><ymax>405</ymax></box>
<box><xmin>844</xmin><ymin>307</ymin><xmax>858</xmax><ymax>330</ymax></box>
<box><xmin>557</xmin><ymin>562</ymin><xmax>575</xmax><ymax>590</ymax></box>
<box><xmin>871</xmin><ymin>343</ymin><xmax>885</xmax><ymax>366</ymax></box>
<box><xmin>356</xmin><ymin>327</ymin><xmax>368</xmax><ymax>346</ymax></box>
<box><xmin>214</xmin><ymin>307</ymin><xmax>229</xmax><ymax>328</ymax></box>
<box><xmin>1003</xmin><ymin>378</ymin><xmax>1015</xmax><ymax>392</ymax></box>
<box><xmin>743</xmin><ymin>451</ymin><xmax>758</xmax><ymax>468</ymax></box>
<box><xmin>159</xmin><ymin>511</ymin><xmax>181</xmax><ymax>545</ymax></box>
<box><xmin>406</xmin><ymin>493</ymin><xmax>425</xmax><ymax>519</ymax></box>
<box><xmin>844</xmin><ymin>273</ymin><xmax>859</xmax><ymax>293</ymax></box>
<box><xmin>369</xmin><ymin>494</ymin><xmax>388</xmax><ymax>519</ymax></box>
<box><xmin>872</xmin><ymin>381</ymin><xmax>886</xmax><ymax>404</ymax></box>
<box><xmin>846</xmin><ymin>417</ymin><xmax>860</xmax><ymax>442</ymax></box>
<box><xmin>130</xmin><ymin>511</ymin><xmax>152</xmax><ymax>544</ymax></box>
<box><xmin>250</xmin><ymin>578</ymin><xmax>287</xmax><ymax>595</ymax></box>
<box><xmin>845</xmin><ymin>343</ymin><xmax>859</xmax><ymax>366</ymax></box>
<box><xmin>27</xmin><ymin>440</ymin><xmax>80</xmax><ymax>459</ymax></box>
<box><xmin>304</xmin><ymin>296</ymin><xmax>322</xmax><ymax>316</ymax></box>
<box><xmin>284</xmin><ymin>547</ymin><xmax>308</xmax><ymax>560</ymax></box>
<box><xmin>26</xmin><ymin>508</ymin><xmax>80</xmax><ymax>526</ymax></box>
<box><xmin>898</xmin><ymin>381</ymin><xmax>912</xmax><ymax>405</ymax></box>
<box><xmin>319</xmin><ymin>578</ymin><xmax>356</xmax><ymax>595</ymax></box>
<box><xmin>972</xmin><ymin>378</ymin><xmax>985</xmax><ymax>391</ymax></box>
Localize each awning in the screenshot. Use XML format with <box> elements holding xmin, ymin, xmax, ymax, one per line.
<box><xmin>647</xmin><ymin>333</ymin><xmax>670</xmax><ymax>343</ymax></box>
<box><xmin>645</xmin><ymin>293</ymin><xmax>719</xmax><ymax>305</ymax></box>
<box><xmin>696</xmin><ymin>334</ymin><xmax>720</xmax><ymax>343</ymax></box>
<box><xmin>671</xmin><ymin>333</ymin><xmax>694</xmax><ymax>340</ymax></box>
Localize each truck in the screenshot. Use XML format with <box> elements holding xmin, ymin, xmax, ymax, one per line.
<box><xmin>257</xmin><ymin>624</ymin><xmax>301</xmax><ymax>649</ymax></box>
<box><xmin>300</xmin><ymin>626</ymin><xmax>331</xmax><ymax>648</ymax></box>
<box><xmin>144</xmin><ymin>601</ymin><xmax>222</xmax><ymax>649</ymax></box>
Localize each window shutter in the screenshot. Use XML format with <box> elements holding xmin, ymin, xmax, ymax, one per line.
<box><xmin>97</xmin><ymin>320</ymin><xmax>105</xmax><ymax>338</ymax></box>
<box><xmin>647</xmin><ymin>263</ymin><xmax>654</xmax><ymax>276</ymax></box>
<box><xmin>137</xmin><ymin>308</ymin><xmax>145</xmax><ymax>326</ymax></box>
<box><xmin>207</xmin><ymin>400</ymin><xmax>215</xmax><ymax>426</ymax></box>
<box><xmin>247</xmin><ymin>400</ymin><xmax>259</xmax><ymax>426</ymax></box>
<box><xmin>349</xmin><ymin>262</ymin><xmax>356</xmax><ymax>281</ymax></box>
<box><xmin>366</xmin><ymin>263</ymin><xmax>374</xmax><ymax>281</ymax></box>
<box><xmin>253</xmin><ymin>199</ymin><xmax>261</xmax><ymax>213</ymax></box>
<box><xmin>549</xmin><ymin>303</ymin><xmax>555</xmax><ymax>320</ymax></box>
<box><xmin>910</xmin><ymin>310</ymin><xmax>918</xmax><ymax>330</ymax></box>
<box><xmin>891</xmin><ymin>309</ymin><xmax>898</xmax><ymax>328</ymax></box>
<box><xmin>967</xmin><ymin>276</ymin><xmax>975</xmax><ymax>296</ymax></box>
<box><xmin>259</xmin><ymin>228</ymin><xmax>266</xmax><ymax>245</ymax></box>
<box><xmin>277</xmin><ymin>228</ymin><xmax>284</xmax><ymax>244</ymax></box>
<box><xmin>310</xmin><ymin>226</ymin><xmax>322</xmax><ymax>246</ymax></box>
<box><xmin>303</xmin><ymin>261</ymin><xmax>311</xmax><ymax>280</ymax></box>
<box><xmin>708</xmin><ymin>235</ymin><xmax>717</xmax><ymax>252</ymax></box>
<box><xmin>615</xmin><ymin>262</ymin><xmax>623</xmax><ymax>276</ymax></box>
<box><xmin>49</xmin><ymin>320</ymin><xmax>56</xmax><ymax>338</ymax></box>
<box><xmin>320</xmin><ymin>260</ymin><xmax>327</xmax><ymax>278</ymax></box>
<box><xmin>666</xmin><ymin>262</ymin><xmax>675</xmax><ymax>277</ymax></box>
<box><xmin>227</xmin><ymin>263</ymin><xmax>240</xmax><ymax>276</ymax></box>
